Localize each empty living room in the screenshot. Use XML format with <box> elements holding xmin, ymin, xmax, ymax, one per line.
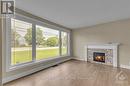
<box><xmin>0</xmin><ymin>0</ymin><xmax>130</xmax><ymax>86</ymax></box>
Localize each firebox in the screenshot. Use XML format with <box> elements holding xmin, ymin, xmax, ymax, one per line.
<box><xmin>93</xmin><ymin>52</ymin><xmax>105</xmax><ymax>63</ymax></box>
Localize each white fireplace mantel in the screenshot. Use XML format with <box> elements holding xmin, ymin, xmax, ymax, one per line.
<box><xmin>85</xmin><ymin>43</ymin><xmax>120</xmax><ymax>67</ymax></box>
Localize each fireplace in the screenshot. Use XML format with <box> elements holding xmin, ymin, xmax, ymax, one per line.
<box><xmin>85</xmin><ymin>44</ymin><xmax>119</xmax><ymax>67</ymax></box>
<box><xmin>93</xmin><ymin>52</ymin><xmax>105</xmax><ymax>63</ymax></box>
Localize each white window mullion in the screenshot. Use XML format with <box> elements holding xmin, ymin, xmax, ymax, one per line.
<box><xmin>59</xmin><ymin>31</ymin><xmax>62</xmax><ymax>56</ymax></box>
<box><xmin>32</xmin><ymin>24</ymin><xmax>36</xmax><ymax>61</ymax></box>
<box><xmin>67</xmin><ymin>33</ymin><xmax>70</xmax><ymax>56</ymax></box>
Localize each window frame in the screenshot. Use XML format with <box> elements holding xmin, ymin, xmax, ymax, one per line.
<box><xmin>11</xmin><ymin>17</ymin><xmax>34</xmax><ymax>65</ymax></box>
<box><xmin>5</xmin><ymin>14</ymin><xmax>71</xmax><ymax>72</ymax></box>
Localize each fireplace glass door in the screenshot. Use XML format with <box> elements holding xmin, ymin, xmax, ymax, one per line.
<box><xmin>93</xmin><ymin>52</ymin><xmax>105</xmax><ymax>63</ymax></box>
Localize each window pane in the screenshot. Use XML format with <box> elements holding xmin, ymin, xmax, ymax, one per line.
<box><xmin>36</xmin><ymin>25</ymin><xmax>59</xmax><ymax>60</ymax></box>
<box><xmin>11</xmin><ymin>18</ymin><xmax>32</xmax><ymax>65</ymax></box>
<box><xmin>61</xmin><ymin>32</ymin><xmax>68</xmax><ymax>55</ymax></box>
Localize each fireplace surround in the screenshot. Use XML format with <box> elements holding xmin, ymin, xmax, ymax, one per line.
<box><xmin>85</xmin><ymin>43</ymin><xmax>120</xmax><ymax>67</ymax></box>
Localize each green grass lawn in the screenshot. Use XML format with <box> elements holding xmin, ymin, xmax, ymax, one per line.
<box><xmin>12</xmin><ymin>48</ymin><xmax>67</xmax><ymax>65</ymax></box>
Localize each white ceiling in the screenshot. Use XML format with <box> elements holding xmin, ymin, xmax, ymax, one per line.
<box><xmin>15</xmin><ymin>0</ymin><xmax>130</xmax><ymax>29</ymax></box>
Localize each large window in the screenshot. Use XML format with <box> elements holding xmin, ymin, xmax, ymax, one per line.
<box><xmin>9</xmin><ymin>15</ymin><xmax>70</xmax><ymax>67</ymax></box>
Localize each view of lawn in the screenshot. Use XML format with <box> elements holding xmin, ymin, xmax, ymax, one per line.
<box><xmin>11</xmin><ymin>48</ymin><xmax>67</xmax><ymax>65</ymax></box>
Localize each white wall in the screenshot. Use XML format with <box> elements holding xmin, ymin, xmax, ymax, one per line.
<box><xmin>72</xmin><ymin>19</ymin><xmax>130</xmax><ymax>67</ymax></box>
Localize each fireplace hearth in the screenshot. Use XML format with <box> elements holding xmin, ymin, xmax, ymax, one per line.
<box><xmin>93</xmin><ymin>52</ymin><xmax>105</xmax><ymax>63</ymax></box>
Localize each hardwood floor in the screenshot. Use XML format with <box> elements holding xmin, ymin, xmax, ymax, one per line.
<box><xmin>4</xmin><ymin>60</ymin><xmax>130</xmax><ymax>86</ymax></box>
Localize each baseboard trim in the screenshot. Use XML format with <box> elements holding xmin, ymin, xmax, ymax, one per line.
<box><xmin>73</xmin><ymin>57</ymin><xmax>85</xmax><ymax>61</ymax></box>
<box><xmin>2</xmin><ymin>57</ymin><xmax>71</xmax><ymax>84</ymax></box>
<box><xmin>120</xmin><ymin>64</ymin><xmax>130</xmax><ymax>69</ymax></box>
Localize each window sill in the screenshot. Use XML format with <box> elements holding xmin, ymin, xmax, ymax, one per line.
<box><xmin>6</xmin><ymin>55</ymin><xmax>70</xmax><ymax>72</ymax></box>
